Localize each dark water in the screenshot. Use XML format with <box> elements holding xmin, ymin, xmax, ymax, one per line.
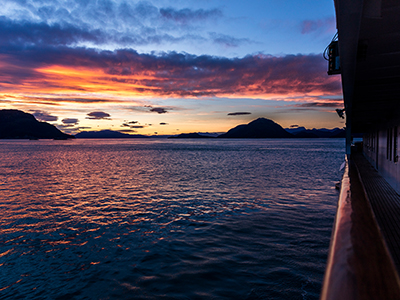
<box><xmin>0</xmin><ymin>139</ymin><xmax>344</xmax><ymax>299</ymax></box>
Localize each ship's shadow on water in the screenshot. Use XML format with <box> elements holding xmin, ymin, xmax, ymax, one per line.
<box><xmin>0</xmin><ymin>139</ymin><xmax>343</xmax><ymax>299</ymax></box>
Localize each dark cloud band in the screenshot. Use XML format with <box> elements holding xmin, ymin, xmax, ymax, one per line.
<box><xmin>293</xmin><ymin>102</ymin><xmax>343</xmax><ymax>108</ymax></box>
<box><xmin>227</xmin><ymin>112</ymin><xmax>251</xmax><ymax>116</ymax></box>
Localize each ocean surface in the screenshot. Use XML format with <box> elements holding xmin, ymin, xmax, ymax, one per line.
<box><xmin>0</xmin><ymin>138</ymin><xmax>344</xmax><ymax>300</ymax></box>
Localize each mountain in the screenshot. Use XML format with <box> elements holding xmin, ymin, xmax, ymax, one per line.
<box><xmin>218</xmin><ymin>118</ymin><xmax>294</xmax><ymax>138</ymax></box>
<box><xmin>285</xmin><ymin>127</ymin><xmax>345</xmax><ymax>138</ymax></box>
<box><xmin>196</xmin><ymin>132</ymin><xmax>222</xmax><ymax>137</ymax></box>
<box><xmin>169</xmin><ymin>132</ymin><xmax>215</xmax><ymax>139</ymax></box>
<box><xmin>329</xmin><ymin>129</ymin><xmax>346</xmax><ymax>138</ymax></box>
<box><xmin>0</xmin><ymin>109</ymin><xmax>73</xmax><ymax>139</ymax></box>
<box><xmin>75</xmin><ymin>130</ymin><xmax>148</xmax><ymax>138</ymax></box>
<box><xmin>285</xmin><ymin>126</ymin><xmax>307</xmax><ymax>134</ymax></box>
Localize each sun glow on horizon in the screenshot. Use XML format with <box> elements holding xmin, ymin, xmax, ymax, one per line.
<box><xmin>0</xmin><ymin>0</ymin><xmax>343</xmax><ymax>135</ymax></box>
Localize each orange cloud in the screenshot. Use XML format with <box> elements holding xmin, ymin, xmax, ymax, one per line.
<box><xmin>0</xmin><ymin>50</ymin><xmax>341</xmax><ymax>106</ymax></box>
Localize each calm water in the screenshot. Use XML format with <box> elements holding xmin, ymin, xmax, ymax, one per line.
<box><xmin>0</xmin><ymin>139</ymin><xmax>344</xmax><ymax>300</ymax></box>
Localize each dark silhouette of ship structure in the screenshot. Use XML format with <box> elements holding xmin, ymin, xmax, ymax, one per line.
<box><xmin>321</xmin><ymin>1</ymin><xmax>400</xmax><ymax>299</ymax></box>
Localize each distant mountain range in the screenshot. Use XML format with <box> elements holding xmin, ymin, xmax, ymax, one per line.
<box><xmin>0</xmin><ymin>109</ymin><xmax>345</xmax><ymax>140</ymax></box>
<box><xmin>165</xmin><ymin>118</ymin><xmax>345</xmax><ymax>139</ymax></box>
<box><xmin>75</xmin><ymin>130</ymin><xmax>148</xmax><ymax>138</ymax></box>
<box><xmin>0</xmin><ymin>109</ymin><xmax>73</xmax><ymax>139</ymax></box>
<box><xmin>169</xmin><ymin>132</ymin><xmax>215</xmax><ymax>139</ymax></box>
<box><xmin>170</xmin><ymin>119</ymin><xmax>345</xmax><ymax>139</ymax></box>
<box><xmin>285</xmin><ymin>126</ymin><xmax>345</xmax><ymax>138</ymax></box>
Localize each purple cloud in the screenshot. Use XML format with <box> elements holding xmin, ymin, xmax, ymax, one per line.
<box><xmin>150</xmin><ymin>107</ymin><xmax>168</xmax><ymax>114</ymax></box>
<box><xmin>0</xmin><ymin>17</ymin><xmax>103</xmax><ymax>47</ymax></box>
<box><xmin>160</xmin><ymin>8</ymin><xmax>222</xmax><ymax>23</ymax></box>
<box><xmin>86</xmin><ymin>111</ymin><xmax>111</xmax><ymax>120</ymax></box>
<box><xmin>32</xmin><ymin>110</ymin><xmax>58</xmax><ymax>122</ymax></box>
<box><xmin>62</xmin><ymin>118</ymin><xmax>79</xmax><ymax>124</ymax></box>
<box><xmin>209</xmin><ymin>33</ymin><xmax>252</xmax><ymax>48</ymax></box>
<box><xmin>61</xmin><ymin>118</ymin><xmax>79</xmax><ymax>127</ymax></box>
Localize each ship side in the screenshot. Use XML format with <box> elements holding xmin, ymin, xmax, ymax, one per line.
<box><xmin>321</xmin><ymin>1</ymin><xmax>400</xmax><ymax>299</ymax></box>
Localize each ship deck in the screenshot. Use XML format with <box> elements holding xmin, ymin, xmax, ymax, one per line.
<box><xmin>353</xmin><ymin>152</ymin><xmax>400</xmax><ymax>273</ymax></box>
<box><xmin>321</xmin><ymin>151</ymin><xmax>400</xmax><ymax>300</ymax></box>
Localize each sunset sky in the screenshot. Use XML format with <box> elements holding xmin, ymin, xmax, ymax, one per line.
<box><xmin>1</xmin><ymin>0</ymin><xmax>343</xmax><ymax>135</ymax></box>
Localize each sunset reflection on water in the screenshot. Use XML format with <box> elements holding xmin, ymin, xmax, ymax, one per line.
<box><xmin>0</xmin><ymin>139</ymin><xmax>343</xmax><ymax>299</ymax></box>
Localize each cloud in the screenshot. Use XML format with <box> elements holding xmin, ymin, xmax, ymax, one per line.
<box><xmin>160</xmin><ymin>8</ymin><xmax>222</xmax><ymax>23</ymax></box>
<box><xmin>285</xmin><ymin>101</ymin><xmax>344</xmax><ymax>113</ymax></box>
<box><xmin>48</xmin><ymin>97</ymin><xmax>114</xmax><ymax>104</ymax></box>
<box><xmin>61</xmin><ymin>118</ymin><xmax>79</xmax><ymax>127</ymax></box>
<box><xmin>149</xmin><ymin>107</ymin><xmax>168</xmax><ymax>114</ymax></box>
<box><xmin>121</xmin><ymin>120</ymin><xmax>145</xmax><ymax>128</ymax></box>
<box><xmin>0</xmin><ymin>1</ymin><xmax>224</xmax><ymax>49</ymax></box>
<box><xmin>290</xmin><ymin>124</ymin><xmax>299</xmax><ymax>128</ymax></box>
<box><xmin>0</xmin><ymin>17</ymin><xmax>103</xmax><ymax>47</ymax></box>
<box><xmin>1</xmin><ymin>95</ymin><xmax>115</xmax><ymax>106</ymax></box>
<box><xmin>62</xmin><ymin>118</ymin><xmax>79</xmax><ymax>124</ymax></box>
<box><xmin>0</xmin><ymin>16</ymin><xmax>184</xmax><ymax>48</ymax></box>
<box><xmin>209</xmin><ymin>32</ymin><xmax>252</xmax><ymax>48</ymax></box>
<box><xmin>159</xmin><ymin>122</ymin><xmax>168</xmax><ymax>125</ymax></box>
<box><xmin>300</xmin><ymin>17</ymin><xmax>336</xmax><ymax>35</ymax></box>
<box><xmin>121</xmin><ymin>120</ymin><xmax>138</xmax><ymax>125</ymax></box>
<box><xmin>227</xmin><ymin>112</ymin><xmax>251</xmax><ymax>116</ymax></box>
<box><xmin>292</xmin><ymin>102</ymin><xmax>344</xmax><ymax>108</ymax></box>
<box><xmin>31</xmin><ymin>110</ymin><xmax>58</xmax><ymax>121</ymax></box>
<box><xmin>0</xmin><ymin>46</ymin><xmax>341</xmax><ymax>101</ymax></box>
<box><xmin>86</xmin><ymin>111</ymin><xmax>111</xmax><ymax>119</ymax></box>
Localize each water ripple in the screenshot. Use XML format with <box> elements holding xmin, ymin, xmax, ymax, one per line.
<box><xmin>0</xmin><ymin>139</ymin><xmax>343</xmax><ymax>299</ymax></box>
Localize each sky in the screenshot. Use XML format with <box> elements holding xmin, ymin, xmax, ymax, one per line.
<box><xmin>0</xmin><ymin>0</ymin><xmax>344</xmax><ymax>135</ymax></box>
